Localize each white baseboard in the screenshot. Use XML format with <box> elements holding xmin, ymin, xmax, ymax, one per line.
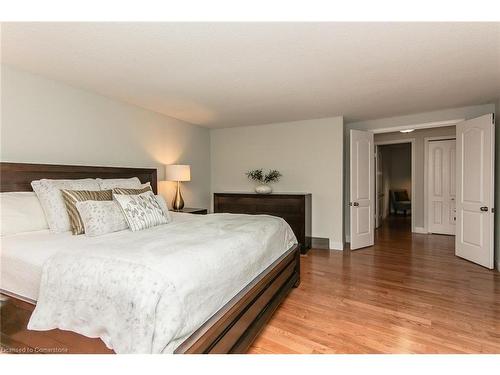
<box><xmin>330</xmin><ymin>241</ymin><xmax>344</xmax><ymax>251</ymax></box>
<box><xmin>413</xmin><ymin>226</ymin><xmax>427</xmax><ymax>234</ymax></box>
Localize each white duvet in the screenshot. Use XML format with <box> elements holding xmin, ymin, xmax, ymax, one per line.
<box><xmin>27</xmin><ymin>213</ymin><xmax>297</xmax><ymax>353</ymax></box>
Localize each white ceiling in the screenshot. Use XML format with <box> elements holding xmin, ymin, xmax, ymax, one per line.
<box><xmin>1</xmin><ymin>22</ymin><xmax>499</xmax><ymax>128</ymax></box>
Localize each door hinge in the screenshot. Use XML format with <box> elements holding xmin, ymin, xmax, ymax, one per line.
<box><xmin>492</xmin><ymin>207</ymin><xmax>495</xmax><ymax>213</ymax></box>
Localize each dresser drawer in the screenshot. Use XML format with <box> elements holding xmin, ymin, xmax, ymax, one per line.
<box><xmin>255</xmin><ymin>198</ymin><xmax>304</xmax><ymax>215</ymax></box>
<box><xmin>215</xmin><ymin>196</ymin><xmax>258</xmax><ymax>214</ymax></box>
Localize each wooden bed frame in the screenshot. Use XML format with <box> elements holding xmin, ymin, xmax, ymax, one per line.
<box><xmin>0</xmin><ymin>162</ymin><xmax>300</xmax><ymax>354</ymax></box>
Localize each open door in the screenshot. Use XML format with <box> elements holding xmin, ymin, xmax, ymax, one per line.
<box><xmin>456</xmin><ymin>114</ymin><xmax>495</xmax><ymax>269</ymax></box>
<box><xmin>350</xmin><ymin>129</ymin><xmax>375</xmax><ymax>250</ymax></box>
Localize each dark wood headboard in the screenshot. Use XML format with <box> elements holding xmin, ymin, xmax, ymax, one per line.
<box><xmin>0</xmin><ymin>162</ymin><xmax>158</xmax><ymax>194</ymax></box>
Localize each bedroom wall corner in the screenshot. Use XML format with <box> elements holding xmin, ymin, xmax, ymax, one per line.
<box><xmin>210</xmin><ymin>116</ymin><xmax>344</xmax><ymax>249</ymax></box>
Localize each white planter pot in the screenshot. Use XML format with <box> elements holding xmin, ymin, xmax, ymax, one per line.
<box><xmin>255</xmin><ymin>184</ymin><xmax>272</xmax><ymax>194</ymax></box>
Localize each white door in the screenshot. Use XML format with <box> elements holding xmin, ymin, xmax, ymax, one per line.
<box><xmin>456</xmin><ymin>114</ymin><xmax>495</xmax><ymax>269</ymax></box>
<box><xmin>428</xmin><ymin>139</ymin><xmax>456</xmax><ymax>235</ymax></box>
<box><xmin>350</xmin><ymin>129</ymin><xmax>375</xmax><ymax>250</ymax></box>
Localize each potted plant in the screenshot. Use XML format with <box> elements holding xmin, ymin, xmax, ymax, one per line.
<box><xmin>246</xmin><ymin>169</ymin><xmax>282</xmax><ymax>194</ymax></box>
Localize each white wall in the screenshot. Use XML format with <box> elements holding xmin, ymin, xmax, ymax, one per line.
<box><xmin>345</xmin><ymin>103</ymin><xmax>496</xmax><ymax>241</ymax></box>
<box><xmin>0</xmin><ymin>65</ymin><xmax>211</xmax><ymax>209</ymax></box>
<box><xmin>210</xmin><ymin>116</ymin><xmax>344</xmax><ymax>249</ymax></box>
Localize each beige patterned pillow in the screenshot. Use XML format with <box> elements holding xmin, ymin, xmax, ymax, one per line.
<box><xmin>96</xmin><ymin>177</ymin><xmax>141</xmax><ymax>190</ymax></box>
<box><xmin>113</xmin><ymin>191</ymin><xmax>167</xmax><ymax>231</ymax></box>
<box><xmin>61</xmin><ymin>189</ymin><xmax>113</xmax><ymax>235</ymax></box>
<box><xmin>154</xmin><ymin>194</ymin><xmax>172</xmax><ymax>223</ymax></box>
<box><xmin>31</xmin><ymin>178</ymin><xmax>100</xmax><ymax>233</ymax></box>
<box><xmin>76</xmin><ymin>200</ymin><xmax>128</xmax><ymax>237</ymax></box>
<box><xmin>113</xmin><ymin>185</ymin><xmax>172</xmax><ymax>223</ymax></box>
<box><xmin>112</xmin><ymin>184</ymin><xmax>152</xmax><ymax>195</ymax></box>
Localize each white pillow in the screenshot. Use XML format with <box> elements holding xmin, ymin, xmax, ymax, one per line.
<box><xmin>96</xmin><ymin>177</ymin><xmax>141</xmax><ymax>190</ymax></box>
<box><xmin>0</xmin><ymin>192</ymin><xmax>49</xmax><ymax>236</ymax></box>
<box><xmin>31</xmin><ymin>178</ymin><xmax>100</xmax><ymax>233</ymax></box>
<box><xmin>76</xmin><ymin>200</ymin><xmax>128</xmax><ymax>237</ymax></box>
<box><xmin>155</xmin><ymin>194</ymin><xmax>172</xmax><ymax>223</ymax></box>
<box><xmin>113</xmin><ymin>191</ymin><xmax>168</xmax><ymax>231</ymax></box>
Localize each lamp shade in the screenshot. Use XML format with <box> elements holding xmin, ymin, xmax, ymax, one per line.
<box><xmin>165</xmin><ymin>164</ymin><xmax>191</xmax><ymax>182</ymax></box>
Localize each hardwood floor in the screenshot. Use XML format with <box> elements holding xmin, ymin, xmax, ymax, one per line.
<box><xmin>0</xmin><ymin>297</ymin><xmax>112</xmax><ymax>354</ymax></box>
<box><xmin>248</xmin><ymin>216</ymin><xmax>500</xmax><ymax>354</ymax></box>
<box><xmin>2</xmin><ymin>215</ymin><xmax>499</xmax><ymax>354</ymax></box>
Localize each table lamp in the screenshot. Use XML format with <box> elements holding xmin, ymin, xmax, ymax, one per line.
<box><xmin>165</xmin><ymin>164</ymin><xmax>191</xmax><ymax>210</ymax></box>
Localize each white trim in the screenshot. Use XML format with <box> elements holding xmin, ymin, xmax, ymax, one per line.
<box><xmin>375</xmin><ymin>138</ymin><xmax>415</xmax><ymax>146</ymax></box>
<box><xmin>330</xmin><ymin>241</ymin><xmax>344</xmax><ymax>251</ymax></box>
<box><xmin>423</xmin><ymin>135</ymin><xmax>457</xmax><ymax>234</ymax></box>
<box><xmin>414</xmin><ymin>226</ymin><xmax>427</xmax><ymax>234</ymax></box>
<box><xmin>372</xmin><ymin>119</ymin><xmax>464</xmax><ymax>134</ymax></box>
<box><xmin>375</xmin><ymin>138</ymin><xmax>416</xmax><ymax>233</ymax></box>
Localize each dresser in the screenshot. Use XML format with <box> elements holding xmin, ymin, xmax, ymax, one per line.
<box><xmin>213</xmin><ymin>193</ymin><xmax>312</xmax><ymax>254</ymax></box>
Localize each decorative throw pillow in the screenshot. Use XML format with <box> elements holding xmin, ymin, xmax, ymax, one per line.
<box><xmin>113</xmin><ymin>191</ymin><xmax>167</xmax><ymax>231</ymax></box>
<box><xmin>75</xmin><ymin>200</ymin><xmax>128</xmax><ymax>237</ymax></box>
<box><xmin>31</xmin><ymin>178</ymin><xmax>100</xmax><ymax>233</ymax></box>
<box><xmin>96</xmin><ymin>177</ymin><xmax>142</xmax><ymax>190</ymax></box>
<box><xmin>61</xmin><ymin>189</ymin><xmax>113</xmax><ymax>235</ymax></box>
<box><xmin>154</xmin><ymin>194</ymin><xmax>172</xmax><ymax>223</ymax></box>
<box><xmin>112</xmin><ymin>185</ymin><xmax>152</xmax><ymax>195</ymax></box>
<box><xmin>113</xmin><ymin>185</ymin><xmax>171</xmax><ymax>223</ymax></box>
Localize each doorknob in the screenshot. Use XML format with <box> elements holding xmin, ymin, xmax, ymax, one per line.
<box><xmin>480</xmin><ymin>206</ymin><xmax>488</xmax><ymax>212</ymax></box>
<box><xmin>353</xmin><ymin>202</ymin><xmax>359</xmax><ymax>207</ymax></box>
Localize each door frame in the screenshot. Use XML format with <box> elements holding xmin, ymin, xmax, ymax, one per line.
<box><xmin>423</xmin><ymin>135</ymin><xmax>457</xmax><ymax>234</ymax></box>
<box><xmin>372</xmin><ymin>118</ymin><xmax>464</xmax><ymax>134</ymax></box>
<box><xmin>374</xmin><ymin>138</ymin><xmax>416</xmax><ymax>233</ymax></box>
<box><xmin>375</xmin><ymin>146</ymin><xmax>382</xmax><ymax>228</ymax></box>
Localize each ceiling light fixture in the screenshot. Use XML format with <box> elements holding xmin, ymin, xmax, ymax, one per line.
<box><xmin>400</xmin><ymin>129</ymin><xmax>415</xmax><ymax>133</ymax></box>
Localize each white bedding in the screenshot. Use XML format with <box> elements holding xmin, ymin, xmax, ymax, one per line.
<box><xmin>0</xmin><ymin>230</ymin><xmax>78</xmax><ymax>302</ymax></box>
<box><xmin>2</xmin><ymin>212</ymin><xmax>296</xmax><ymax>353</ymax></box>
<box><xmin>0</xmin><ymin>214</ymin><xmax>192</xmax><ymax>302</ymax></box>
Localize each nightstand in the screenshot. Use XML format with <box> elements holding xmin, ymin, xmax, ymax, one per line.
<box><xmin>172</xmin><ymin>207</ymin><xmax>208</xmax><ymax>215</ymax></box>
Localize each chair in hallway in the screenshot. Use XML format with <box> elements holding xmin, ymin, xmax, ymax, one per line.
<box><xmin>390</xmin><ymin>189</ymin><xmax>411</xmax><ymax>216</ymax></box>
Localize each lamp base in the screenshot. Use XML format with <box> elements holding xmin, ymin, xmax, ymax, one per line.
<box><xmin>172</xmin><ymin>181</ymin><xmax>185</xmax><ymax>210</ymax></box>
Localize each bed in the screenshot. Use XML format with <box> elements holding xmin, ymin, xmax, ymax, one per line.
<box><xmin>0</xmin><ymin>162</ymin><xmax>301</xmax><ymax>354</ymax></box>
